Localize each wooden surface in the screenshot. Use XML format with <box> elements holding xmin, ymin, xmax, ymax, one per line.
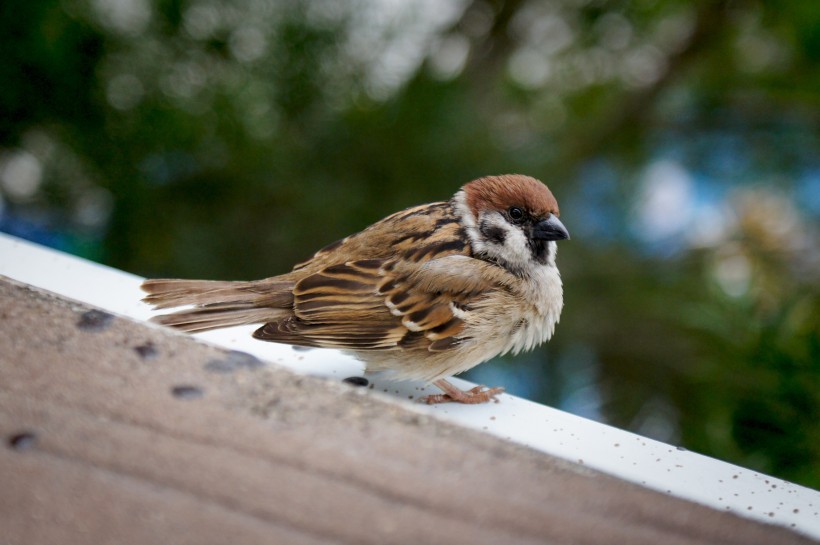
<box><xmin>0</xmin><ymin>277</ymin><xmax>813</xmax><ymax>545</ymax></box>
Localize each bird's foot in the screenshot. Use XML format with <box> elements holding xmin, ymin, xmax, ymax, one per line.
<box><xmin>421</xmin><ymin>379</ymin><xmax>505</xmax><ymax>405</ymax></box>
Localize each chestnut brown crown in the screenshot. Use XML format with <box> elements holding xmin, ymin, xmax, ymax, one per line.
<box><xmin>463</xmin><ymin>174</ymin><xmax>560</xmax><ymax>219</ymax></box>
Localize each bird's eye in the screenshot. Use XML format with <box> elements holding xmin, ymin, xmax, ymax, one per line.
<box><xmin>508</xmin><ymin>207</ymin><xmax>524</xmax><ymax>222</ymax></box>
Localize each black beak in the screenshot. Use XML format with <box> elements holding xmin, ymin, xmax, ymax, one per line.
<box><xmin>532</xmin><ymin>214</ymin><xmax>570</xmax><ymax>241</ymax></box>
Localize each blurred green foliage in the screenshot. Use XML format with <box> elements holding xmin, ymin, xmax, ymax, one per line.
<box><xmin>1</xmin><ymin>0</ymin><xmax>818</xmax><ymax>488</ymax></box>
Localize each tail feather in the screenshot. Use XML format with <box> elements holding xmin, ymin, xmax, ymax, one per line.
<box><xmin>141</xmin><ymin>278</ymin><xmax>293</xmax><ymax>333</ymax></box>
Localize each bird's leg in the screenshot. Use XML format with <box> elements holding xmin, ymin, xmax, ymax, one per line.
<box><xmin>421</xmin><ymin>379</ymin><xmax>505</xmax><ymax>405</ymax></box>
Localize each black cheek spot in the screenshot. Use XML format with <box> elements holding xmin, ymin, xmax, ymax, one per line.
<box><xmin>479</xmin><ymin>222</ymin><xmax>506</xmax><ymax>245</ymax></box>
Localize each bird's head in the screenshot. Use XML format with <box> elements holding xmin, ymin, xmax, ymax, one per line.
<box><xmin>455</xmin><ymin>174</ymin><xmax>569</xmax><ymax>276</ymax></box>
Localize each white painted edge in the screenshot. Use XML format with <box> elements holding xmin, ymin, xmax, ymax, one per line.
<box><xmin>1</xmin><ymin>232</ymin><xmax>817</xmax><ymax>539</ymax></box>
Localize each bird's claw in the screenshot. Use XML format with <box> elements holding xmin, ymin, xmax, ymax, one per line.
<box><xmin>421</xmin><ymin>383</ymin><xmax>505</xmax><ymax>405</ymax></box>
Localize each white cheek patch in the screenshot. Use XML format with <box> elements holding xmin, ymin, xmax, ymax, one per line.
<box><xmin>453</xmin><ymin>190</ymin><xmax>484</xmax><ymax>253</ymax></box>
<box><xmin>477</xmin><ymin>213</ymin><xmax>531</xmax><ymax>271</ymax></box>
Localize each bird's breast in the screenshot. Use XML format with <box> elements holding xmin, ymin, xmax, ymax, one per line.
<box><xmin>496</xmin><ymin>264</ymin><xmax>564</xmax><ymax>355</ymax></box>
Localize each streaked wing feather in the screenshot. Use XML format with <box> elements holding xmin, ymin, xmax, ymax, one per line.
<box><xmin>254</xmin><ymin>202</ymin><xmax>500</xmax><ymax>352</ymax></box>
<box><xmin>254</xmin><ymin>251</ymin><xmax>493</xmax><ymax>353</ymax></box>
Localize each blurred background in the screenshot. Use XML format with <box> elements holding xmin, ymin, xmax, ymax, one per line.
<box><xmin>1</xmin><ymin>0</ymin><xmax>818</xmax><ymax>488</ymax></box>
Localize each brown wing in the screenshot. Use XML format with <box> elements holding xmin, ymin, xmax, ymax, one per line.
<box><xmin>290</xmin><ymin>201</ymin><xmax>460</xmax><ymax>273</ymax></box>
<box><xmin>254</xmin><ymin>198</ymin><xmax>508</xmax><ymax>351</ymax></box>
<box><xmin>253</xmin><ymin>255</ymin><xmax>494</xmax><ymax>353</ymax></box>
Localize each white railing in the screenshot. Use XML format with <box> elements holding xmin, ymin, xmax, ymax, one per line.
<box><xmin>1</xmin><ymin>231</ymin><xmax>817</xmax><ymax>539</ymax></box>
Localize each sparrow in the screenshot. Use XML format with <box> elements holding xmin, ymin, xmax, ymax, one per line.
<box><xmin>141</xmin><ymin>174</ymin><xmax>569</xmax><ymax>404</ymax></box>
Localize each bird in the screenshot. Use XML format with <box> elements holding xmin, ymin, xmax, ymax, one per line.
<box><xmin>141</xmin><ymin>174</ymin><xmax>569</xmax><ymax>404</ymax></box>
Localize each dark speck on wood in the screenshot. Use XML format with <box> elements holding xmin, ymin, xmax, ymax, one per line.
<box><xmin>77</xmin><ymin>309</ymin><xmax>114</xmax><ymax>331</ymax></box>
<box><xmin>343</xmin><ymin>376</ymin><xmax>369</xmax><ymax>387</ymax></box>
<box><xmin>172</xmin><ymin>385</ymin><xmax>204</xmax><ymax>399</ymax></box>
<box><xmin>134</xmin><ymin>342</ymin><xmax>158</xmax><ymax>360</ymax></box>
<box><xmin>7</xmin><ymin>431</ymin><xmax>38</xmax><ymax>451</ymax></box>
<box><xmin>204</xmin><ymin>350</ymin><xmax>263</xmax><ymax>373</ymax></box>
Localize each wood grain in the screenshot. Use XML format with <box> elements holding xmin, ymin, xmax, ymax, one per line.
<box><xmin>0</xmin><ymin>277</ymin><xmax>811</xmax><ymax>545</ymax></box>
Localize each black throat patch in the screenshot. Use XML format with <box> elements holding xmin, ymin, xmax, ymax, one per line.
<box><xmin>528</xmin><ymin>237</ymin><xmax>551</xmax><ymax>265</ymax></box>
